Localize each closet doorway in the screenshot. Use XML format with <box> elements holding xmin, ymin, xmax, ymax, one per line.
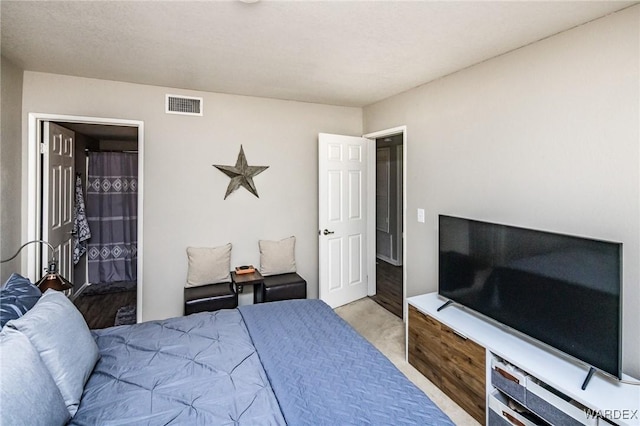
<box><xmin>27</xmin><ymin>113</ymin><xmax>144</xmax><ymax>327</ymax></box>
<box><xmin>371</xmin><ymin>133</ymin><xmax>404</xmax><ymax>318</ymax></box>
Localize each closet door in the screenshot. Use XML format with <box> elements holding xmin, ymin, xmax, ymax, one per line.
<box><xmin>376</xmin><ymin>147</ymin><xmax>391</xmax><ymax>260</ymax></box>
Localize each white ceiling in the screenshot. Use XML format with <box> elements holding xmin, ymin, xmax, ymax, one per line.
<box><xmin>1</xmin><ymin>1</ymin><xmax>636</xmax><ymax>107</ymax></box>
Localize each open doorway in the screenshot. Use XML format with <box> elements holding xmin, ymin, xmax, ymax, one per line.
<box><xmin>27</xmin><ymin>113</ymin><xmax>144</xmax><ymax>327</ymax></box>
<box><xmin>61</xmin><ymin>122</ymin><xmax>139</xmax><ymax>328</ymax></box>
<box><xmin>370</xmin><ymin>133</ymin><xmax>404</xmax><ymax>318</ymax></box>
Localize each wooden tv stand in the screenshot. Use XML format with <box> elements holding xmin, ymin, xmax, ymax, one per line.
<box><xmin>407</xmin><ymin>292</ymin><xmax>640</xmax><ymax>426</ymax></box>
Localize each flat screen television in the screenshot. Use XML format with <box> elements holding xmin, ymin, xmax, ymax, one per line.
<box><xmin>438</xmin><ymin>215</ymin><xmax>622</xmax><ymax>380</ymax></box>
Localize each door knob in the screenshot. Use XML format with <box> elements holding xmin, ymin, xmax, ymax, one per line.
<box><xmin>323</xmin><ymin>229</ymin><xmax>335</xmax><ymax>235</ymax></box>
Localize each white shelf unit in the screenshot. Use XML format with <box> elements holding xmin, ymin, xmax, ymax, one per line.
<box><xmin>407</xmin><ymin>292</ymin><xmax>640</xmax><ymax>426</ymax></box>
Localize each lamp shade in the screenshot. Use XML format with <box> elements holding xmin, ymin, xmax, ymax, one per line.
<box><xmin>36</xmin><ymin>260</ymin><xmax>73</xmax><ymax>292</ymax></box>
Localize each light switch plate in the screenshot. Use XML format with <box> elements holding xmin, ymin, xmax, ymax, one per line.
<box><xmin>417</xmin><ymin>208</ymin><xmax>425</xmax><ymax>223</ymax></box>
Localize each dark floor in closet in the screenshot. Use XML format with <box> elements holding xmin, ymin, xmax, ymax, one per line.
<box><xmin>74</xmin><ymin>286</ymin><xmax>136</xmax><ymax>329</ymax></box>
<box><xmin>370</xmin><ymin>260</ymin><xmax>403</xmax><ymax>318</ymax></box>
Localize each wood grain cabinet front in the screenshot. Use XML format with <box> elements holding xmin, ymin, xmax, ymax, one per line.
<box><xmin>408</xmin><ymin>305</ymin><xmax>486</xmax><ymax>424</ymax></box>
<box><xmin>408</xmin><ymin>305</ymin><xmax>442</xmax><ymax>386</ymax></box>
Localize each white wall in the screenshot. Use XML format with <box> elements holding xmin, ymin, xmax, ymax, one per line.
<box><xmin>20</xmin><ymin>73</ymin><xmax>362</xmax><ymax>320</ymax></box>
<box><xmin>364</xmin><ymin>7</ymin><xmax>640</xmax><ymax>377</ymax></box>
<box><xmin>0</xmin><ymin>57</ymin><xmax>24</xmax><ymax>283</ymax></box>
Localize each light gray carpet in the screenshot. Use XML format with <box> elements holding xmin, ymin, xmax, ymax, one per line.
<box><xmin>335</xmin><ymin>297</ymin><xmax>480</xmax><ymax>426</ymax></box>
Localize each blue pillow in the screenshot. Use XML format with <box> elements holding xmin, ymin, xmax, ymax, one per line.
<box><xmin>0</xmin><ymin>273</ymin><xmax>41</xmax><ymax>327</ymax></box>
<box><xmin>0</xmin><ymin>327</ymin><xmax>71</xmax><ymax>425</ymax></box>
<box><xmin>6</xmin><ymin>290</ymin><xmax>100</xmax><ymax>417</ymax></box>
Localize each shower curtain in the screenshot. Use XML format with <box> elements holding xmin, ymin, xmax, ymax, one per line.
<box><xmin>86</xmin><ymin>152</ymin><xmax>138</xmax><ymax>284</ymax></box>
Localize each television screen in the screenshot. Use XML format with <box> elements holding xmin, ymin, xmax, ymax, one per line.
<box><xmin>438</xmin><ymin>215</ymin><xmax>622</xmax><ymax>379</ymax></box>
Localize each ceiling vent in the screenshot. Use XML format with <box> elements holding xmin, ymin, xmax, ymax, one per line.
<box><xmin>166</xmin><ymin>94</ymin><xmax>203</xmax><ymax>116</ymax></box>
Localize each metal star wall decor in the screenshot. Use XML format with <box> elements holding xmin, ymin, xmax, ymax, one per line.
<box><xmin>213</xmin><ymin>145</ymin><xmax>269</xmax><ymax>199</ymax></box>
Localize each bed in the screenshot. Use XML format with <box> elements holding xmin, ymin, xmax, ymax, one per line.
<box><xmin>1</xmin><ymin>277</ymin><xmax>454</xmax><ymax>425</ymax></box>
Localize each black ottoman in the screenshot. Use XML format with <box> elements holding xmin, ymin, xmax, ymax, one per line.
<box><xmin>261</xmin><ymin>273</ymin><xmax>307</xmax><ymax>303</ymax></box>
<box><xmin>184</xmin><ymin>282</ymin><xmax>237</xmax><ymax>315</ymax></box>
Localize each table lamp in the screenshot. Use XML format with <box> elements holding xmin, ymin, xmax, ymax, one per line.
<box><xmin>0</xmin><ymin>240</ymin><xmax>73</xmax><ymax>292</ymax></box>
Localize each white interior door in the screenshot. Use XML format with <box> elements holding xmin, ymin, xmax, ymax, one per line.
<box><xmin>318</xmin><ymin>133</ymin><xmax>370</xmax><ymax>308</ymax></box>
<box><xmin>42</xmin><ymin>122</ymin><xmax>74</xmax><ymax>282</ymax></box>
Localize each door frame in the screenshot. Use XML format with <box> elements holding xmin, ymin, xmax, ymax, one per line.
<box><xmin>363</xmin><ymin>125</ymin><xmax>407</xmax><ymax>321</ymax></box>
<box><xmin>27</xmin><ymin>113</ymin><xmax>145</xmax><ymax>323</ymax></box>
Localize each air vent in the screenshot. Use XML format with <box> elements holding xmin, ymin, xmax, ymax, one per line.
<box><xmin>166</xmin><ymin>94</ymin><xmax>203</xmax><ymax>116</ymax></box>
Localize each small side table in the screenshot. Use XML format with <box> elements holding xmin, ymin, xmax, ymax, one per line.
<box><xmin>231</xmin><ymin>270</ymin><xmax>264</xmax><ymax>304</ymax></box>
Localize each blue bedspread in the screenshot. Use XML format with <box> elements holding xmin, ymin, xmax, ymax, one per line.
<box><xmin>71</xmin><ymin>310</ymin><xmax>285</xmax><ymax>425</ymax></box>
<box><xmin>239</xmin><ymin>299</ymin><xmax>454</xmax><ymax>426</ymax></box>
